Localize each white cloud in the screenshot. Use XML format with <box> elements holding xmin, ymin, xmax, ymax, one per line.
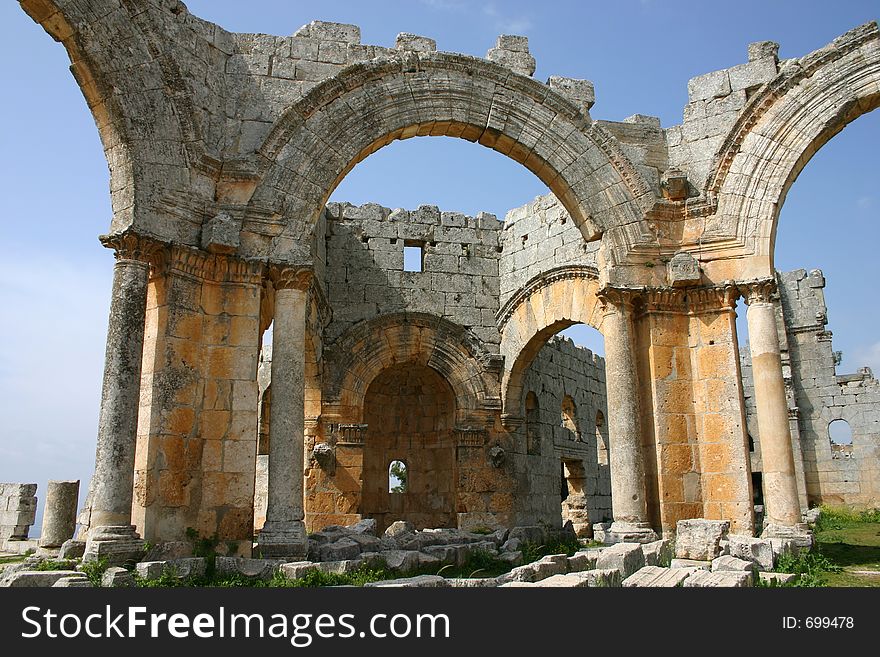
<box><xmin>483</xmin><ymin>2</ymin><xmax>533</xmax><ymax>35</ymax></box>
<box><xmin>856</xmin><ymin>195</ymin><xmax>875</xmax><ymax>210</ymax></box>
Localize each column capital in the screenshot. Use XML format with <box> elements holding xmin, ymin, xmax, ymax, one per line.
<box><xmin>99</xmin><ymin>231</ymin><xmax>166</xmax><ymax>269</ymax></box>
<box><xmin>739</xmin><ymin>278</ymin><xmax>778</xmax><ymax>305</ymax></box>
<box><xmin>596</xmin><ymin>285</ymin><xmax>641</xmax><ymax>311</ymax></box>
<box><xmin>269</xmin><ymin>265</ymin><xmax>313</xmax><ymax>291</ymax></box>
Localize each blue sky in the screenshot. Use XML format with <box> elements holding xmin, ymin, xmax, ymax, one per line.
<box><xmin>0</xmin><ymin>1</ymin><xmax>877</xmax><ymax>534</ymax></box>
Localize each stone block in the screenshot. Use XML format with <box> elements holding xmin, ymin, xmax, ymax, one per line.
<box><xmin>576</xmin><ymin>568</ymin><xmax>622</xmax><ymax>587</ymax></box>
<box><xmin>213</xmin><ymin>557</ymin><xmax>273</xmax><ymax>580</ymax></box>
<box><xmin>748</xmin><ymin>41</ymin><xmax>779</xmax><ymax>62</ymax></box>
<box><xmin>596</xmin><ymin>542</ymin><xmax>645</xmax><ymax>579</ymax></box>
<box><xmin>683</xmin><ymin>570</ymin><xmax>752</xmax><ymax>587</ymax></box>
<box><xmin>395</xmin><ymin>33</ymin><xmax>436</xmax><ymax>52</ymax></box>
<box><xmin>3</xmin><ymin>570</ymin><xmax>82</xmax><ymax>587</ymax></box>
<box><xmin>39</xmin><ymin>480</ymin><xmax>79</xmax><ymax>548</ymax></box>
<box><xmin>547</xmin><ymin>76</ymin><xmax>595</xmax><ymax>111</ymax></box>
<box><xmin>102</xmin><ymin>566</ymin><xmax>136</xmax><ymax>587</ymax></box>
<box><xmin>293</xmin><ymin>20</ymin><xmax>361</xmax><ymax>44</ymax></box>
<box><xmin>507</xmin><ymin>525</ymin><xmax>545</xmax><ymax>545</ymax></box>
<box><xmin>641</xmin><ymin>539</ymin><xmax>673</xmax><ymax>567</ymax></box>
<box><xmin>567</xmin><ymin>551</ymin><xmax>598</xmax><ymax>572</ymax></box>
<box><xmin>201</xmin><ymin>212</ymin><xmax>241</xmax><ymax>254</ymax></box>
<box><xmin>317</xmin><ymin>537</ymin><xmax>362</xmax><ymax>562</ymax></box>
<box><xmin>675</xmin><ymin>519</ymin><xmax>730</xmax><ymax>560</ymax></box>
<box><xmin>379</xmin><ymin>550</ymin><xmax>421</xmax><ymax>573</ymax></box>
<box><xmin>727</xmin><ymin>535</ymin><xmax>775</xmax><ymax>571</ymax></box>
<box><xmin>711</xmin><ymin>555</ymin><xmax>755</xmax><ymax>573</ymax></box>
<box><xmin>136</xmin><ymin>558</ymin><xmax>208</xmax><ymax>581</ymax></box>
<box><xmin>59</xmin><ymin>539</ymin><xmax>86</xmax><ymax>560</ymax></box>
<box><xmin>668</xmin><ymin>251</ymin><xmax>701</xmax><ymax>285</ymax></box>
<box><xmin>279</xmin><ymin>561</ymin><xmax>318</xmax><ymax>579</ymax></box>
<box><xmin>687</xmin><ymin>69</ymin><xmax>730</xmax><ymax>102</ymax></box>
<box><xmin>445</xmin><ymin>577</ymin><xmax>499</xmax><ymax>587</ymax></box>
<box><xmin>758</xmin><ymin>572</ymin><xmax>796</xmax><ymax>586</ymax></box>
<box><xmin>486</xmin><ymin>44</ymin><xmax>536</xmax><ymax>76</ymax></box>
<box><xmin>365</xmin><ymin>575</ymin><xmax>449</xmax><ymax>588</ymax></box>
<box><xmin>623</xmin><ymin>566</ymin><xmax>691</xmax><ymax>587</ymax></box>
<box><xmin>670</xmin><ymin>558</ymin><xmax>711</xmax><ymax>570</ymax></box>
<box><xmin>52</xmin><ymin>575</ymin><xmax>92</xmax><ymax>587</ymax></box>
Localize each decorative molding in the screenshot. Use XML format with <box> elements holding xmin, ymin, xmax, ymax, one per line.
<box><xmin>598</xmin><ymin>282</ymin><xmax>740</xmax><ymax>315</ymax></box>
<box><xmin>166</xmin><ymin>245</ymin><xmax>264</xmax><ymax>285</ymax></box>
<box><xmin>496</xmin><ymin>265</ymin><xmax>600</xmax><ymax>329</ymax></box>
<box><xmin>330</xmin><ymin>423</ymin><xmax>368</xmax><ymax>446</ymax></box>
<box><xmin>454</xmin><ymin>427</ymin><xmax>488</xmax><ymax>447</ymax></box>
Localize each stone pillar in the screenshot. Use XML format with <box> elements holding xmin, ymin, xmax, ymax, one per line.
<box><xmin>39</xmin><ymin>480</ymin><xmax>80</xmax><ymax>548</ymax></box>
<box><xmin>256</xmin><ymin>266</ymin><xmax>312</xmax><ymax>558</ymax></box>
<box><xmin>601</xmin><ymin>292</ymin><xmax>657</xmax><ymax>543</ymax></box>
<box><xmin>83</xmin><ymin>234</ymin><xmax>157</xmax><ymax>563</ymax></box>
<box><xmin>744</xmin><ymin>281</ymin><xmax>809</xmax><ymax>541</ymax></box>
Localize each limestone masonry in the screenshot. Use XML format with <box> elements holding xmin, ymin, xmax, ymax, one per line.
<box><xmin>6</xmin><ymin>1</ymin><xmax>879</xmax><ymax>567</ymax></box>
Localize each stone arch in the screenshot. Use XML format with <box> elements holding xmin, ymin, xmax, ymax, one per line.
<box><xmin>322</xmin><ymin>312</ymin><xmax>501</xmax><ymax>423</ymax></box>
<box><xmin>21</xmin><ymin>0</ymin><xmax>205</xmax><ymax>237</ymax></box>
<box><xmin>711</xmin><ymin>22</ymin><xmax>880</xmax><ymax>272</ymax></box>
<box><xmin>249</xmin><ymin>53</ymin><xmax>653</xmax><ymax>255</ymax></box>
<box><xmin>498</xmin><ymin>266</ymin><xmax>603</xmax><ymax>416</ymax></box>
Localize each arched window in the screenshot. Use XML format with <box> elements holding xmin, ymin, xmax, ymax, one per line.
<box><xmin>561</xmin><ymin>395</ymin><xmax>580</xmax><ymax>441</ymax></box>
<box><xmin>595</xmin><ymin>410</ymin><xmax>608</xmax><ymax>466</ymax></box>
<box><xmin>828</xmin><ymin>419</ymin><xmax>853</xmax><ymax>459</ymax></box>
<box><xmin>389</xmin><ymin>460</ymin><xmax>408</xmax><ymax>493</ymax></box>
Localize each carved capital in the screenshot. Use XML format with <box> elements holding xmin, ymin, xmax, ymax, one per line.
<box><xmin>739</xmin><ymin>279</ymin><xmax>778</xmax><ymax>305</ymax></box>
<box><xmin>270</xmin><ymin>265</ymin><xmax>313</xmax><ymax>291</ymax></box>
<box><xmin>329</xmin><ymin>423</ymin><xmax>367</xmax><ymax>446</ymax></box>
<box><xmin>100</xmin><ymin>232</ymin><xmax>166</xmax><ymax>269</ymax></box>
<box><xmin>167</xmin><ymin>246</ymin><xmax>264</xmax><ymax>284</ymax></box>
<box><xmin>596</xmin><ymin>285</ymin><xmax>641</xmax><ymax>312</ymax></box>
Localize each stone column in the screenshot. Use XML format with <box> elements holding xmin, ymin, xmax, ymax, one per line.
<box><xmin>601</xmin><ymin>291</ymin><xmax>657</xmax><ymax>543</ymax></box>
<box><xmin>39</xmin><ymin>480</ymin><xmax>80</xmax><ymax>548</ymax></box>
<box><xmin>744</xmin><ymin>281</ymin><xmax>809</xmax><ymax>542</ymax></box>
<box><xmin>256</xmin><ymin>266</ymin><xmax>312</xmax><ymax>558</ymax></box>
<box><xmin>83</xmin><ymin>234</ymin><xmax>157</xmax><ymax>563</ymax></box>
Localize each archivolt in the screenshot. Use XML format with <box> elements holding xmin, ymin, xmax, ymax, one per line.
<box><xmin>249</xmin><ymin>52</ymin><xmax>654</xmax><ymax>257</ymax></box>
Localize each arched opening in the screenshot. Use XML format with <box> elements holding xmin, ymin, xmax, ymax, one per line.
<box><xmin>361</xmin><ymin>363</ymin><xmax>456</xmax><ymax>533</ymax></box>
<box><xmin>828</xmin><ymin>419</ymin><xmax>854</xmax><ymax>460</ymax></box>
<box><xmin>389</xmin><ymin>460</ymin><xmax>408</xmax><ymax>493</ymax></box>
<box><xmin>561</xmin><ymin>395</ymin><xmax>580</xmax><ymax>441</ymax></box>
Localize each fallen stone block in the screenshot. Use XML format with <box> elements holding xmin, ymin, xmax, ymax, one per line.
<box><xmin>711</xmin><ymin>555</ymin><xmax>755</xmax><ymax>573</ymax></box>
<box><xmin>52</xmin><ymin>575</ymin><xmax>92</xmax><ymax>587</ymax></box>
<box><xmin>573</xmin><ymin>569</ymin><xmax>621</xmax><ymax>587</ymax></box>
<box><xmin>317</xmin><ymin>537</ymin><xmax>362</xmax><ymax>562</ymax></box>
<box><xmin>675</xmin><ymin>519</ymin><xmax>730</xmax><ymax>560</ymax></box>
<box><xmin>3</xmin><ymin>570</ymin><xmax>82</xmax><ymax>587</ymax></box>
<box><xmin>364</xmin><ymin>575</ymin><xmax>449</xmax><ymax>588</ymax></box>
<box><xmin>507</xmin><ymin>525</ymin><xmax>545</xmax><ymax>545</ymax></box>
<box><xmin>384</xmin><ymin>521</ymin><xmax>416</xmax><ymax>539</ymax></box>
<box><xmin>670</xmin><ymin>558</ymin><xmax>711</xmax><ymax>570</ymax></box>
<box><xmin>445</xmin><ymin>577</ymin><xmax>499</xmax><ymax>587</ymax></box>
<box><xmin>567</xmin><ymin>551</ymin><xmax>597</xmax><ymax>572</ymax></box>
<box><xmin>683</xmin><ymin>570</ymin><xmax>752</xmax><ymax>587</ymax></box>
<box><xmin>515</xmin><ymin>573</ymin><xmax>591</xmax><ymax>588</ymax></box>
<box><xmin>498</xmin><ymin>551</ymin><xmax>522</xmax><ymax>566</ymax></box>
<box><xmin>348</xmin><ymin>518</ymin><xmax>377</xmax><ymax>536</ymax></box>
<box><xmin>728</xmin><ymin>535</ymin><xmax>774</xmax><ymax>571</ymax></box>
<box><xmin>102</xmin><ymin>566</ymin><xmax>135</xmax><ymax>587</ymax></box>
<box><xmin>279</xmin><ymin>561</ymin><xmax>318</xmax><ymax>579</ymax></box>
<box><xmin>758</xmin><ymin>572</ymin><xmax>797</xmax><ymax>586</ymax></box>
<box><xmin>642</xmin><ymin>539</ymin><xmax>672</xmax><ymax>567</ymax></box>
<box><xmin>596</xmin><ymin>542</ymin><xmax>645</xmax><ymax>579</ymax></box>
<box><xmin>59</xmin><ymin>539</ymin><xmax>86</xmax><ymax>560</ymax></box>
<box><xmin>214</xmin><ymin>557</ymin><xmax>277</xmax><ymax>580</ymax></box>
<box><xmin>623</xmin><ymin>566</ymin><xmax>691</xmax><ymax>587</ymax></box>
<box><xmin>379</xmin><ymin>550</ymin><xmax>421</xmax><ymax>573</ymax></box>
<box><xmin>136</xmin><ymin>558</ymin><xmax>208</xmax><ymax>581</ymax></box>
<box><xmin>317</xmin><ymin>559</ymin><xmax>363</xmax><ymax>575</ymax></box>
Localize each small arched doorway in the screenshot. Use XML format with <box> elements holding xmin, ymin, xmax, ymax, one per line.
<box><xmin>361</xmin><ymin>363</ymin><xmax>457</xmax><ymax>533</ymax></box>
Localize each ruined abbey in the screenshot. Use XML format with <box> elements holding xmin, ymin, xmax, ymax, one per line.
<box><xmin>4</xmin><ymin>1</ymin><xmax>879</xmax><ymax>570</ymax></box>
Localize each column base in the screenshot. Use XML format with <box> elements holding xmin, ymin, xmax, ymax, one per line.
<box><xmin>604</xmin><ymin>521</ymin><xmax>658</xmax><ymax>544</ymax></box>
<box><xmin>256</xmin><ymin>520</ymin><xmax>308</xmax><ymax>559</ymax></box>
<box><xmin>761</xmin><ymin>523</ymin><xmax>813</xmax><ymax>551</ymax></box>
<box><xmin>83</xmin><ymin>525</ymin><xmax>146</xmax><ymax>566</ymax></box>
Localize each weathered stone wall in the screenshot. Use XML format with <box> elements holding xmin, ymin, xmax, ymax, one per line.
<box><xmin>499</xmin><ymin>194</ymin><xmax>599</xmax><ymax>304</ymax></box>
<box><xmin>322</xmin><ymin>202</ymin><xmax>502</xmax><ymax>348</ymax></box>
<box><xmin>743</xmin><ymin>269</ymin><xmax>880</xmax><ymax>509</ymax></box>
<box><xmin>520</xmin><ymin>336</ymin><xmax>611</xmax><ymax>530</ymax></box>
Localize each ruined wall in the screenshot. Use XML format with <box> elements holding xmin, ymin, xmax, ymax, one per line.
<box><xmin>498</xmin><ymin>194</ymin><xmax>599</xmax><ymax>304</ymax></box>
<box><xmin>252</xmin><ymin>201</ymin><xmax>613</xmax><ymax>535</ymax></box>
<box><xmin>517</xmin><ymin>335</ymin><xmax>611</xmax><ymax>531</ymax></box>
<box><xmin>0</xmin><ymin>483</ymin><xmax>37</xmax><ymax>541</ymax></box>
<box><xmin>323</xmin><ymin>202</ymin><xmax>502</xmax><ymax>348</ymax></box>
<box><xmin>743</xmin><ymin>269</ymin><xmax>880</xmax><ymax>508</ymax></box>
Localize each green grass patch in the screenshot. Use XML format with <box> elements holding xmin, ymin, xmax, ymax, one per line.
<box><xmin>33</xmin><ymin>559</ymin><xmax>77</xmax><ymax>571</ymax></box>
<box><xmin>0</xmin><ymin>555</ymin><xmax>27</xmax><ymax>565</ymax></box>
<box><xmin>811</xmin><ymin>506</ymin><xmax>880</xmax><ymax>587</ymax></box>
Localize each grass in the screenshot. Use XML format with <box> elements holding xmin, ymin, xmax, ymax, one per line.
<box><xmin>811</xmin><ymin>506</ymin><xmax>880</xmax><ymax>587</ymax></box>
<box><xmin>520</xmin><ymin>535</ymin><xmax>582</xmax><ymax>564</ymax></box>
<box><xmin>0</xmin><ymin>554</ymin><xmax>27</xmax><ymax>565</ymax></box>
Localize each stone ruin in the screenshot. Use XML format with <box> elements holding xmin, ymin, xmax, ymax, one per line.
<box><xmin>4</xmin><ymin>2</ymin><xmax>879</xmax><ymax>585</ymax></box>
